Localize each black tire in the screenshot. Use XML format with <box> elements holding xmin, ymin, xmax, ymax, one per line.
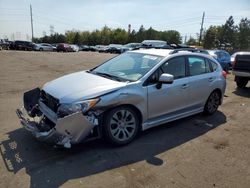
<box><xmin>235</xmin><ymin>76</ymin><xmax>248</xmax><ymax>88</ymax></box>
<box><xmin>203</xmin><ymin>90</ymin><xmax>221</xmax><ymax>115</ymax></box>
<box><xmin>39</xmin><ymin>48</ymin><xmax>43</xmax><ymax>51</ymax></box>
<box><xmin>103</xmin><ymin>106</ymin><xmax>139</xmax><ymax>146</ymax></box>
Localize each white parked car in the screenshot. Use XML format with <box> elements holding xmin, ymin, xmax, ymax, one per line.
<box><xmin>34</xmin><ymin>43</ymin><xmax>56</xmax><ymax>51</ymax></box>
<box><xmin>70</xmin><ymin>45</ymin><xmax>79</xmax><ymax>52</ymax></box>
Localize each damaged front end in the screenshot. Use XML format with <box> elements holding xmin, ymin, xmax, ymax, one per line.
<box><xmin>16</xmin><ymin>88</ymin><xmax>101</xmax><ymax>148</ymax></box>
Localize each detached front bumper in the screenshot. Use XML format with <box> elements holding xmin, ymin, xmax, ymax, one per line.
<box><xmin>16</xmin><ymin>107</ymin><xmax>69</xmax><ymax>148</ymax></box>
<box><xmin>16</xmin><ymin>88</ymin><xmax>99</xmax><ymax>148</ymax></box>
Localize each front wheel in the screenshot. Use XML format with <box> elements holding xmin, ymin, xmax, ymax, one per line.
<box><xmin>103</xmin><ymin>106</ymin><xmax>139</xmax><ymax>146</ymax></box>
<box><xmin>203</xmin><ymin>91</ymin><xmax>221</xmax><ymax>115</ymax></box>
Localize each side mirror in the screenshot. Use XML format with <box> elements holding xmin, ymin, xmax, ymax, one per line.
<box><xmin>156</xmin><ymin>73</ymin><xmax>174</xmax><ymax>89</ymax></box>
<box><xmin>159</xmin><ymin>73</ymin><xmax>174</xmax><ymax>84</ymax></box>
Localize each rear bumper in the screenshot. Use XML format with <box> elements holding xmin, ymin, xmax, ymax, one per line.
<box><xmin>232</xmin><ymin>70</ymin><xmax>250</xmax><ymax>78</ymax></box>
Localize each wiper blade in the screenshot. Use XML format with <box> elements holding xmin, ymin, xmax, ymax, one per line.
<box><xmin>93</xmin><ymin>72</ymin><xmax>125</xmax><ymax>82</ymax></box>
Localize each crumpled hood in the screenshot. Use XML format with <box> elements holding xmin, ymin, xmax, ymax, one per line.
<box><xmin>43</xmin><ymin>71</ymin><xmax>127</xmax><ymax>103</ymax></box>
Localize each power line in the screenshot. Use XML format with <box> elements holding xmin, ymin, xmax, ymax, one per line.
<box><xmin>0</xmin><ymin>19</ymin><xmax>29</xmax><ymax>22</ymax></box>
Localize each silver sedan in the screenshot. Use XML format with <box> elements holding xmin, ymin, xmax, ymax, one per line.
<box><xmin>16</xmin><ymin>49</ymin><xmax>226</xmax><ymax>148</ymax></box>
<box><xmin>34</xmin><ymin>43</ymin><xmax>56</xmax><ymax>51</ymax></box>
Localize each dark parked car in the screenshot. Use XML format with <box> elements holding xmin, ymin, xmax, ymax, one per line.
<box><xmin>141</xmin><ymin>40</ymin><xmax>171</xmax><ymax>49</ymax></box>
<box><xmin>0</xmin><ymin>39</ymin><xmax>11</xmax><ymax>50</ymax></box>
<box><xmin>207</xmin><ymin>50</ymin><xmax>231</xmax><ymax>72</ymax></box>
<box><xmin>106</xmin><ymin>44</ymin><xmax>123</xmax><ymax>53</ymax></box>
<box><xmin>121</xmin><ymin>43</ymin><xmax>142</xmax><ymax>53</ymax></box>
<box><xmin>232</xmin><ymin>52</ymin><xmax>250</xmax><ymax>88</ymax></box>
<box><xmin>56</xmin><ymin>43</ymin><xmax>73</xmax><ymax>52</ymax></box>
<box><xmin>13</xmin><ymin>40</ymin><xmax>35</xmax><ymax>51</ymax></box>
<box><xmin>98</xmin><ymin>45</ymin><xmax>109</xmax><ymax>53</ymax></box>
<box><xmin>88</xmin><ymin>46</ymin><xmax>97</xmax><ymax>51</ymax></box>
<box><xmin>79</xmin><ymin>45</ymin><xmax>90</xmax><ymax>51</ymax></box>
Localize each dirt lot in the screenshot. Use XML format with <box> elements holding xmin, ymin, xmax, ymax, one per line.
<box><xmin>0</xmin><ymin>50</ymin><xmax>250</xmax><ymax>188</ymax></box>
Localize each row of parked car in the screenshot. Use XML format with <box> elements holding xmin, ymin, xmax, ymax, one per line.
<box><xmin>0</xmin><ymin>40</ymin><xmax>81</xmax><ymax>52</ymax></box>
<box><xmin>0</xmin><ymin>39</ymin><xmax>241</xmax><ymax>72</ymax></box>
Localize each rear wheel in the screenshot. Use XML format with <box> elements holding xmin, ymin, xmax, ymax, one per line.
<box><xmin>103</xmin><ymin>106</ymin><xmax>139</xmax><ymax>145</ymax></box>
<box><xmin>204</xmin><ymin>90</ymin><xmax>221</xmax><ymax>115</ymax></box>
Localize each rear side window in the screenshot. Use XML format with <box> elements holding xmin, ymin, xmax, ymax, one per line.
<box><xmin>188</xmin><ymin>56</ymin><xmax>210</xmax><ymax>76</ymax></box>
<box><xmin>209</xmin><ymin>60</ymin><xmax>218</xmax><ymax>71</ymax></box>
<box><xmin>161</xmin><ymin>57</ymin><xmax>186</xmax><ymax>79</ymax></box>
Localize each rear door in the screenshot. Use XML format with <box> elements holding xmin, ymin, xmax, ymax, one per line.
<box><xmin>186</xmin><ymin>56</ymin><xmax>214</xmax><ymax>109</ymax></box>
<box><xmin>43</xmin><ymin>44</ymin><xmax>50</xmax><ymax>51</ymax></box>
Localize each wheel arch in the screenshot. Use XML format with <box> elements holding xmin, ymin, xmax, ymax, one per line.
<box><xmin>206</xmin><ymin>88</ymin><xmax>223</xmax><ymax>105</ymax></box>
<box><xmin>102</xmin><ymin>104</ymin><xmax>143</xmax><ymax>131</ymax></box>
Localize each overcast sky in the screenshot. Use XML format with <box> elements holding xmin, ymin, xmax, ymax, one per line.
<box><xmin>0</xmin><ymin>0</ymin><xmax>249</xmax><ymax>41</ymax></box>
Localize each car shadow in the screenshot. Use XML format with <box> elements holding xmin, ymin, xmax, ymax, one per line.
<box><xmin>232</xmin><ymin>86</ymin><xmax>250</xmax><ymax>98</ymax></box>
<box><xmin>0</xmin><ymin>111</ymin><xmax>226</xmax><ymax>188</ymax></box>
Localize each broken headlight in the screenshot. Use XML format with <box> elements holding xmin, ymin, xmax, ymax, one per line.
<box><xmin>57</xmin><ymin>98</ymin><xmax>99</xmax><ymax>118</ymax></box>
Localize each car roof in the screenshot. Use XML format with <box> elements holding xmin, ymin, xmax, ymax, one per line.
<box><xmin>130</xmin><ymin>48</ymin><xmax>214</xmax><ymax>59</ymax></box>
<box><xmin>232</xmin><ymin>51</ymin><xmax>250</xmax><ymax>56</ymax></box>
<box><xmin>142</xmin><ymin>40</ymin><xmax>167</xmax><ymax>43</ymax></box>
<box><xmin>130</xmin><ymin>49</ymin><xmax>173</xmax><ymax>56</ymax></box>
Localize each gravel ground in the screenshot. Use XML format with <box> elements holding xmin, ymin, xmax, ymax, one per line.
<box><xmin>0</xmin><ymin>50</ymin><xmax>250</xmax><ymax>188</ymax></box>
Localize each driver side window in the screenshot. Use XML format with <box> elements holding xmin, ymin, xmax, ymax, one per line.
<box><xmin>161</xmin><ymin>57</ymin><xmax>186</xmax><ymax>79</ymax></box>
<box><xmin>146</xmin><ymin>56</ymin><xmax>186</xmax><ymax>85</ymax></box>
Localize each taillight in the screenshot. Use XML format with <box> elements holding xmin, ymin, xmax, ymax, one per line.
<box><xmin>232</xmin><ymin>60</ymin><xmax>236</xmax><ymax>68</ymax></box>
<box><xmin>222</xmin><ymin>70</ymin><xmax>227</xmax><ymax>79</ymax></box>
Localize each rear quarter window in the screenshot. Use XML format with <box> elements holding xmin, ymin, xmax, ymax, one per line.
<box><xmin>188</xmin><ymin>56</ymin><xmax>211</xmax><ymax>76</ymax></box>
<box><xmin>209</xmin><ymin>59</ymin><xmax>218</xmax><ymax>72</ymax></box>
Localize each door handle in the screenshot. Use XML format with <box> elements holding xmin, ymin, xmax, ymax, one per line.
<box><xmin>181</xmin><ymin>84</ymin><xmax>188</xmax><ymax>89</ymax></box>
<box><xmin>208</xmin><ymin>77</ymin><xmax>214</xmax><ymax>82</ymax></box>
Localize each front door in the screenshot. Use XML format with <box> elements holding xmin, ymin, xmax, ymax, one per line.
<box><xmin>147</xmin><ymin>56</ymin><xmax>189</xmax><ymax>120</ymax></box>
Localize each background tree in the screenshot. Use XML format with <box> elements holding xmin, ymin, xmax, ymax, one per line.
<box><xmin>160</xmin><ymin>30</ymin><xmax>182</xmax><ymax>44</ymax></box>
<box><xmin>145</xmin><ymin>27</ymin><xmax>158</xmax><ymax>40</ymax></box>
<box><xmin>218</xmin><ymin>16</ymin><xmax>237</xmax><ymax>49</ymax></box>
<box><xmin>112</xmin><ymin>28</ymin><xmax>128</xmax><ymax>44</ymax></box>
<box><xmin>203</xmin><ymin>26</ymin><xmax>220</xmax><ymax>49</ymax></box>
<box><xmin>73</xmin><ymin>32</ymin><xmax>81</xmax><ymax>45</ymax></box>
<box><xmin>237</xmin><ymin>18</ymin><xmax>250</xmax><ymax>50</ymax></box>
<box><xmin>128</xmin><ymin>29</ymin><xmax>136</xmax><ymax>43</ymax></box>
<box><xmin>100</xmin><ymin>26</ymin><xmax>112</xmax><ymax>45</ymax></box>
<box><xmin>186</xmin><ymin>36</ymin><xmax>198</xmax><ymax>46</ymax></box>
<box><xmin>135</xmin><ymin>25</ymin><xmax>146</xmax><ymax>42</ymax></box>
<box><xmin>32</xmin><ymin>15</ymin><xmax>249</xmax><ymax>52</ymax></box>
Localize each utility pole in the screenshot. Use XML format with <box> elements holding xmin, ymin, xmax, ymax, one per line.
<box><xmin>50</xmin><ymin>25</ymin><xmax>54</xmax><ymax>36</ymax></box>
<box><xmin>199</xmin><ymin>11</ymin><xmax>205</xmax><ymax>46</ymax></box>
<box><xmin>30</xmin><ymin>4</ymin><xmax>34</xmax><ymax>42</ymax></box>
<box><xmin>184</xmin><ymin>34</ymin><xmax>187</xmax><ymax>44</ymax></box>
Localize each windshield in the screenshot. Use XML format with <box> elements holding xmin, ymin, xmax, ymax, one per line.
<box><xmin>91</xmin><ymin>52</ymin><xmax>163</xmax><ymax>81</ymax></box>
